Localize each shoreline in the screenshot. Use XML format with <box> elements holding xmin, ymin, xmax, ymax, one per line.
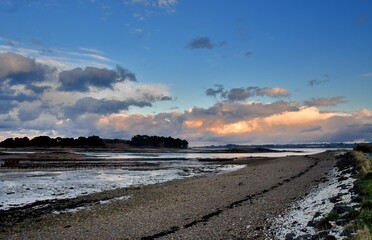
<box><xmin>0</xmin><ymin>151</ymin><xmax>340</xmax><ymax>239</ymax></box>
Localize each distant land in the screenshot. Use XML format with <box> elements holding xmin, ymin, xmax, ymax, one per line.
<box><xmin>197</xmin><ymin>142</ymin><xmax>362</xmax><ymax>149</ymax></box>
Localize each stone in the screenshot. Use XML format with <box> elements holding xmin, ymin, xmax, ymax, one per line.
<box><xmin>314</xmin><ymin>218</ymin><xmax>332</xmax><ymax>231</ymax></box>
<box><xmin>324</xmin><ymin>235</ymin><xmax>337</xmax><ymax>240</ymax></box>
<box><xmin>312</xmin><ymin>230</ymin><xmax>330</xmax><ymax>239</ymax></box>
<box><xmin>331</xmin><ymin>204</ymin><xmax>352</xmax><ymax>214</ymax></box>
<box><xmin>285</xmin><ymin>232</ymin><xmax>295</xmax><ymax>240</ymax></box>
<box><xmin>294</xmin><ymin>234</ymin><xmax>312</xmax><ymax>240</ymax></box>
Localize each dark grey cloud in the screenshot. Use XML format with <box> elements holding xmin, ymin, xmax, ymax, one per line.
<box><xmin>58</xmin><ymin>65</ymin><xmax>136</xmax><ymax>92</ymax></box>
<box><xmin>186</xmin><ymin>37</ymin><xmax>214</xmax><ymax>49</ymax></box>
<box><xmin>25</xmin><ymin>85</ymin><xmax>51</xmax><ymax>94</ymax></box>
<box><xmin>205</xmin><ymin>84</ymin><xmax>224</xmax><ymax>97</ymax></box>
<box><xmin>116</xmin><ymin>65</ymin><xmax>137</xmax><ymax>82</ymax></box>
<box><xmin>187</xmin><ymin>101</ymin><xmax>299</xmax><ymax>123</ymax></box>
<box><xmin>0</xmin><ymin>52</ymin><xmax>51</xmax><ymax>85</ymax></box>
<box><xmin>224</xmin><ymin>87</ymin><xmax>255</xmax><ymax>101</ymax></box>
<box><xmin>309</xmin><ymin>79</ymin><xmax>329</xmax><ymax>86</ymax></box>
<box><xmin>301</xmin><ymin>126</ymin><xmax>322</xmax><ymax>133</ymax></box>
<box><xmin>309</xmin><ymin>74</ymin><xmax>330</xmax><ymax>86</ymax></box>
<box><xmin>160</xmin><ymin>96</ymin><xmax>172</xmax><ymax>101</ymax></box>
<box><xmin>304</xmin><ymin>96</ymin><xmax>348</xmax><ymax>107</ymax></box>
<box><xmin>64</xmin><ymin>97</ymin><xmax>152</xmax><ymax>118</ymax></box>
<box><xmin>205</xmin><ymin>85</ymin><xmax>290</xmax><ymax>102</ymax></box>
<box><xmin>59</xmin><ymin>67</ymin><xmax>116</xmax><ymax>92</ymax></box>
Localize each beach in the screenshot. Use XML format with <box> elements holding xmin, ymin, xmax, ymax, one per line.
<box><xmin>1</xmin><ymin>151</ymin><xmax>338</xmax><ymax>239</ymax></box>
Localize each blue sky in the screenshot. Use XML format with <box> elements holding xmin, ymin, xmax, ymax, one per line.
<box><xmin>0</xmin><ymin>0</ymin><xmax>371</xmax><ymax>145</ymax></box>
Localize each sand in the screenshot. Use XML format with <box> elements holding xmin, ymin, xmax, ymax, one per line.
<box><xmin>0</xmin><ymin>151</ymin><xmax>337</xmax><ymax>240</ymax></box>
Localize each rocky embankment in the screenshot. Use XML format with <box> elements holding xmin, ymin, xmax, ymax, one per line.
<box><xmin>269</xmin><ymin>152</ymin><xmax>361</xmax><ymax>239</ymax></box>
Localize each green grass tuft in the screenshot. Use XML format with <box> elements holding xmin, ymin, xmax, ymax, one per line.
<box><xmin>352</xmin><ymin>151</ymin><xmax>372</xmax><ymax>238</ymax></box>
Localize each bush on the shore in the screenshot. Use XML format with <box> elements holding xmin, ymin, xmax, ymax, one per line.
<box><xmin>354</xmin><ymin>143</ymin><xmax>372</xmax><ymax>153</ymax></box>
<box><xmin>129</xmin><ymin>135</ymin><xmax>188</xmax><ymax>149</ymax></box>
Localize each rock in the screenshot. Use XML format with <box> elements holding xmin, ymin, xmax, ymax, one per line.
<box><xmin>351</xmin><ymin>195</ymin><xmax>363</xmax><ymax>203</ymax></box>
<box><xmin>307</xmin><ymin>220</ymin><xmax>317</xmax><ymax>227</ymax></box>
<box><xmin>331</xmin><ymin>204</ymin><xmax>352</xmax><ymax>214</ymax></box>
<box><xmin>314</xmin><ymin>219</ymin><xmax>332</xmax><ymax>231</ymax></box>
<box><xmin>294</xmin><ymin>234</ymin><xmax>312</xmax><ymax>240</ymax></box>
<box><xmin>338</xmin><ymin>184</ymin><xmax>348</xmax><ymax>190</ymax></box>
<box><xmin>335</xmin><ymin>219</ymin><xmax>349</xmax><ymax>226</ymax></box>
<box><xmin>313</xmin><ymin>212</ymin><xmax>322</xmax><ymax>219</ymax></box>
<box><xmin>312</xmin><ymin>230</ymin><xmax>330</xmax><ymax>239</ymax></box>
<box><xmin>324</xmin><ymin>235</ymin><xmax>337</xmax><ymax>240</ymax></box>
<box><xmin>340</xmin><ymin>227</ymin><xmax>354</xmax><ymax>237</ymax></box>
<box><xmin>338</xmin><ymin>176</ymin><xmax>348</xmax><ymax>182</ymax></box>
<box><xmin>285</xmin><ymin>232</ymin><xmax>295</xmax><ymax>240</ymax></box>
<box><xmin>329</xmin><ymin>193</ymin><xmax>345</xmax><ymax>203</ymax></box>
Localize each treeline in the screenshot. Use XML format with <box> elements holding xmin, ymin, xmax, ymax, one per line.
<box><xmin>0</xmin><ymin>136</ymin><xmax>105</xmax><ymax>148</ymax></box>
<box><xmin>129</xmin><ymin>135</ymin><xmax>188</xmax><ymax>149</ymax></box>
<box><xmin>0</xmin><ymin>135</ymin><xmax>189</xmax><ymax>149</ymax></box>
<box><xmin>354</xmin><ymin>143</ymin><xmax>372</xmax><ymax>153</ymax></box>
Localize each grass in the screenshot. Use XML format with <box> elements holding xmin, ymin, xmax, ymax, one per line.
<box><xmin>353</xmin><ymin>151</ymin><xmax>372</xmax><ymax>177</ymax></box>
<box><xmin>352</xmin><ymin>151</ymin><xmax>372</xmax><ymax>239</ymax></box>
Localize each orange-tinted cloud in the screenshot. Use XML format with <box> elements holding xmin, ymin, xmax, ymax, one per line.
<box><xmin>96</xmin><ymin>102</ymin><xmax>371</xmax><ymax>145</ymax></box>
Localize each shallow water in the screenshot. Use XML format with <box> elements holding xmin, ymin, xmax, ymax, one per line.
<box><xmin>79</xmin><ymin>148</ymin><xmax>341</xmax><ymax>159</ymax></box>
<box><xmin>0</xmin><ymin>148</ymin><xmax>342</xmax><ymax>211</ymax></box>
<box><xmin>0</xmin><ymin>162</ymin><xmax>244</xmax><ymax>210</ymax></box>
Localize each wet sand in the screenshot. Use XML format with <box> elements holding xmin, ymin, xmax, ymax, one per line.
<box><xmin>1</xmin><ymin>151</ymin><xmax>337</xmax><ymax>239</ymax></box>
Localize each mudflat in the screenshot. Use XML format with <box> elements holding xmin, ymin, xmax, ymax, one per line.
<box><xmin>1</xmin><ymin>151</ymin><xmax>337</xmax><ymax>239</ymax></box>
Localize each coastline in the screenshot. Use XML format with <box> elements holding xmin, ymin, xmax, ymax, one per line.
<box><xmin>0</xmin><ymin>151</ymin><xmax>339</xmax><ymax>239</ymax></box>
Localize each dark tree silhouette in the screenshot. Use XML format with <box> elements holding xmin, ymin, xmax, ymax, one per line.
<box><xmin>129</xmin><ymin>135</ymin><xmax>188</xmax><ymax>148</ymax></box>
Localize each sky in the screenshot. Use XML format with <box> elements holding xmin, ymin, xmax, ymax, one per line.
<box><xmin>0</xmin><ymin>0</ymin><xmax>371</xmax><ymax>146</ymax></box>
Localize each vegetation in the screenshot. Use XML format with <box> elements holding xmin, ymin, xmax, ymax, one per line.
<box><xmin>352</xmin><ymin>148</ymin><xmax>372</xmax><ymax>238</ymax></box>
<box><xmin>129</xmin><ymin>135</ymin><xmax>188</xmax><ymax>149</ymax></box>
<box><xmin>0</xmin><ymin>135</ymin><xmax>189</xmax><ymax>149</ymax></box>
<box><xmin>354</xmin><ymin>143</ymin><xmax>372</xmax><ymax>154</ymax></box>
<box><xmin>0</xmin><ymin>135</ymin><xmax>105</xmax><ymax>148</ymax></box>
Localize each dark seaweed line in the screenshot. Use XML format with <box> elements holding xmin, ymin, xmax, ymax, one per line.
<box><xmin>140</xmin><ymin>156</ymin><xmax>321</xmax><ymax>240</ymax></box>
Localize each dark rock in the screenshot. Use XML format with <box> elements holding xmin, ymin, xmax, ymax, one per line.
<box><xmin>313</xmin><ymin>212</ymin><xmax>322</xmax><ymax>218</ymax></box>
<box><xmin>294</xmin><ymin>234</ymin><xmax>312</xmax><ymax>240</ymax></box>
<box><xmin>351</xmin><ymin>195</ymin><xmax>363</xmax><ymax>203</ymax></box>
<box><xmin>307</xmin><ymin>220</ymin><xmax>317</xmax><ymax>227</ymax></box>
<box><xmin>335</xmin><ymin>219</ymin><xmax>348</xmax><ymax>226</ymax></box>
<box><xmin>324</xmin><ymin>235</ymin><xmax>337</xmax><ymax>240</ymax></box>
<box><xmin>314</xmin><ymin>219</ymin><xmax>332</xmax><ymax>231</ymax></box>
<box><xmin>285</xmin><ymin>233</ymin><xmax>295</xmax><ymax>240</ymax></box>
<box><xmin>338</xmin><ymin>184</ymin><xmax>348</xmax><ymax>190</ymax></box>
<box><xmin>343</xmin><ymin>210</ymin><xmax>359</xmax><ymax>220</ymax></box>
<box><xmin>338</xmin><ymin>176</ymin><xmax>348</xmax><ymax>182</ymax></box>
<box><xmin>329</xmin><ymin>193</ymin><xmax>346</xmax><ymax>203</ymax></box>
<box><xmin>340</xmin><ymin>227</ymin><xmax>354</xmax><ymax>237</ymax></box>
<box><xmin>331</xmin><ymin>204</ymin><xmax>352</xmax><ymax>214</ymax></box>
<box><xmin>312</xmin><ymin>230</ymin><xmax>330</xmax><ymax>239</ymax></box>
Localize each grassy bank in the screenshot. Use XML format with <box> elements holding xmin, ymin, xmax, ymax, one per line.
<box><xmin>353</xmin><ymin>151</ymin><xmax>372</xmax><ymax>239</ymax></box>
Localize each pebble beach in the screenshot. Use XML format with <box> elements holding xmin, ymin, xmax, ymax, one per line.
<box><xmin>1</xmin><ymin>151</ymin><xmax>345</xmax><ymax>239</ymax></box>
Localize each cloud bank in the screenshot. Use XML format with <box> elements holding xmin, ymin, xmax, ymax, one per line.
<box><xmin>0</xmin><ymin>51</ymin><xmax>370</xmax><ymax>145</ymax></box>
